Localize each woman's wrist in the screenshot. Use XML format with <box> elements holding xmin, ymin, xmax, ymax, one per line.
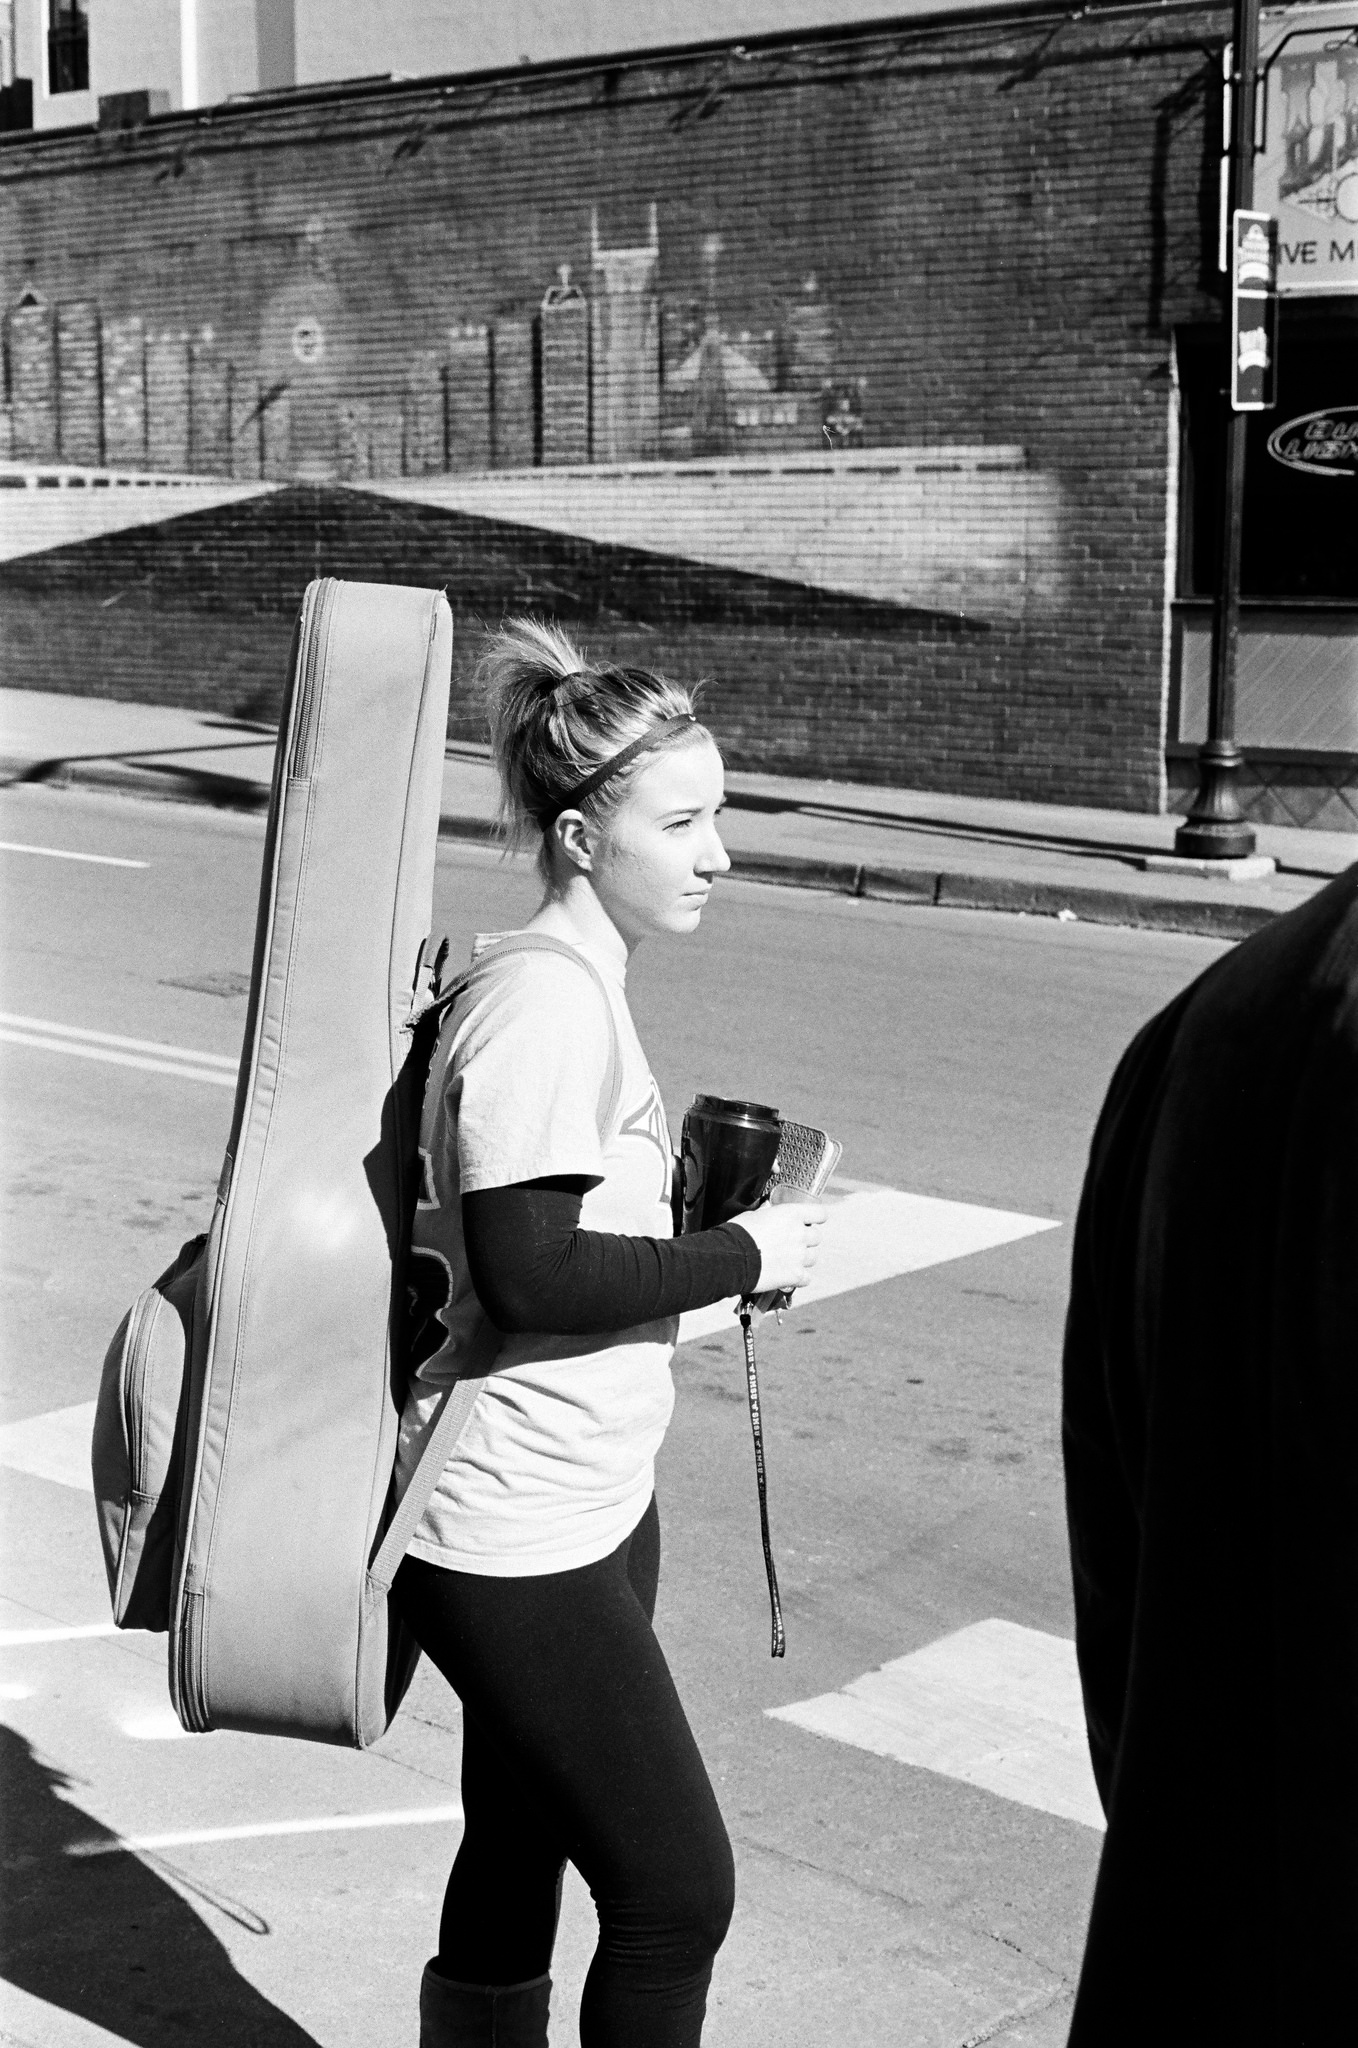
<box><xmin>718</xmin><ymin>1221</ymin><xmax>762</xmax><ymax>1294</ymax></box>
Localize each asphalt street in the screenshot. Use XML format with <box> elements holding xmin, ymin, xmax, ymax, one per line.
<box><xmin>0</xmin><ymin>783</ymin><xmax>1232</xmax><ymax>2048</ymax></box>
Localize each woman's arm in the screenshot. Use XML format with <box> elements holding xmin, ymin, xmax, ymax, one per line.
<box><xmin>463</xmin><ymin>1177</ymin><xmax>760</xmax><ymax>1336</ymax></box>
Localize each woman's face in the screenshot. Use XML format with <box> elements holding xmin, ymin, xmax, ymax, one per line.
<box><xmin>588</xmin><ymin>734</ymin><xmax>731</xmax><ymax>944</ymax></box>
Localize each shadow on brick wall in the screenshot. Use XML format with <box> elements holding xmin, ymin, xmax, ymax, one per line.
<box><xmin>1</xmin><ymin>485</ymin><xmax>1079</xmax><ymax>797</ymax></box>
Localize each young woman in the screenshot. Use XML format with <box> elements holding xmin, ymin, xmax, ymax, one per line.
<box><xmin>389</xmin><ymin>620</ymin><xmax>826</xmax><ymax>2048</ymax></box>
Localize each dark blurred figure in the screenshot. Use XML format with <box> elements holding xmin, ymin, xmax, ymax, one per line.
<box><xmin>1062</xmin><ymin>866</ymin><xmax>1358</xmax><ymax>2045</ymax></box>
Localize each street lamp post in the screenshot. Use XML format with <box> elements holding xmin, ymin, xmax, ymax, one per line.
<box><xmin>1174</xmin><ymin>0</ymin><xmax>1262</xmax><ymax>861</ymax></box>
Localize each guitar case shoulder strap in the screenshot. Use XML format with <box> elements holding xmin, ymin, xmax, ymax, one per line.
<box><xmin>368</xmin><ymin>932</ymin><xmax>624</xmax><ymax>1591</ymax></box>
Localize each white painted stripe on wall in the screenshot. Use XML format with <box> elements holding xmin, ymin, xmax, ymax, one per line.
<box><xmin>66</xmin><ymin>1803</ymin><xmax>466</xmax><ymax>1858</ymax></box>
<box><xmin>0</xmin><ymin>841</ymin><xmax>149</xmax><ymax>868</ymax></box>
<box><xmin>677</xmin><ymin>1187</ymin><xmax>1059</xmax><ymax>1344</ymax></box>
<box><xmin>357</xmin><ymin>450</ymin><xmax>1058</xmax><ymax>625</ymax></box>
<box><xmin>0</xmin><ymin>471</ymin><xmax>281</xmax><ymax>564</ymax></box>
<box><xmin>769</xmin><ymin>1618</ymin><xmax>1105</xmax><ymax>1831</ymax></box>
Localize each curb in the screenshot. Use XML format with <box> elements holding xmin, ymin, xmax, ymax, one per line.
<box><xmin>4</xmin><ymin>754</ymin><xmax>1285</xmax><ymax>941</ymax></box>
<box><xmin>693</xmin><ymin>844</ymin><xmax>1279</xmax><ymax>941</ymax></box>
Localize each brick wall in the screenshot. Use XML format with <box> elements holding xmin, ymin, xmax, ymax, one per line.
<box><xmin>0</xmin><ymin>6</ymin><xmax>1231</xmax><ymax>808</ymax></box>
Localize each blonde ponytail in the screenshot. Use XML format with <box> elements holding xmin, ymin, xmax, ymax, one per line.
<box><xmin>479</xmin><ymin>617</ymin><xmax>707</xmax><ymax>867</ymax></box>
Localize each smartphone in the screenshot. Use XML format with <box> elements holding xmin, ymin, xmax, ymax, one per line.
<box><xmin>753</xmin><ymin>1121</ymin><xmax>842</xmax><ymax>1314</ymax></box>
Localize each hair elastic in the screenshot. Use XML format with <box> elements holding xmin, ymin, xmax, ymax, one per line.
<box><xmin>547</xmin><ymin>712</ymin><xmax>697</xmax><ymax>825</ymax></box>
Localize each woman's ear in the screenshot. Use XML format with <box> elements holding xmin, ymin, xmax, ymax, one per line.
<box><xmin>552</xmin><ymin>810</ymin><xmax>595</xmax><ymax>873</ymax></box>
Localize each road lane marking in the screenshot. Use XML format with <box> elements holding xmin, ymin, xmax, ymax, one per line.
<box><xmin>0</xmin><ymin>1014</ymin><xmax>237</xmax><ymax>1063</ymax></box>
<box><xmin>0</xmin><ymin>1027</ymin><xmax>238</xmax><ymax>1086</ymax></box>
<box><xmin>768</xmin><ymin>1619</ymin><xmax>1104</xmax><ymax>1831</ymax></box>
<box><xmin>0</xmin><ymin>839</ymin><xmax>148</xmax><ymax>868</ymax></box>
<box><xmin>0</xmin><ymin>1401</ymin><xmax>97</xmax><ymax>1492</ymax></box>
<box><xmin>0</xmin><ymin>1621</ymin><xmax>119</xmax><ymax>1645</ymax></box>
<box><xmin>677</xmin><ymin>1187</ymin><xmax>1059</xmax><ymax>1344</ymax></box>
<box><xmin>66</xmin><ymin>1804</ymin><xmax>466</xmax><ymax>1858</ymax></box>
<box><xmin>0</xmin><ymin>1012</ymin><xmax>238</xmax><ymax>1087</ymax></box>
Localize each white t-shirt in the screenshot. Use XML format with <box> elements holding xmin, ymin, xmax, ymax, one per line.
<box><xmin>393</xmin><ymin>929</ymin><xmax>678</xmax><ymax>1575</ymax></box>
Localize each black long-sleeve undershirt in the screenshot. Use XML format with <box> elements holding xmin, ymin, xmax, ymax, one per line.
<box><xmin>462</xmin><ymin>1177</ymin><xmax>760</xmax><ymax>1336</ymax></box>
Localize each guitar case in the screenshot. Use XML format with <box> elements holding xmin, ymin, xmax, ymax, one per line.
<box><xmin>166</xmin><ymin>576</ymin><xmax>453</xmax><ymax>1746</ymax></box>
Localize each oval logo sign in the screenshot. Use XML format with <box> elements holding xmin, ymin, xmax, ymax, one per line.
<box><xmin>1266</xmin><ymin>405</ymin><xmax>1358</xmax><ymax>479</ymax></box>
<box><xmin>291</xmin><ymin>318</ymin><xmax>325</xmax><ymax>367</ymax></box>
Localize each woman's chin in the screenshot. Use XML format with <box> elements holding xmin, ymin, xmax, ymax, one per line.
<box><xmin>633</xmin><ymin>896</ymin><xmax>710</xmax><ymax>939</ymax></box>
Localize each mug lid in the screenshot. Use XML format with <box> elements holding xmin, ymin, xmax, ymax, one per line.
<box><xmin>689</xmin><ymin>1093</ymin><xmax>780</xmax><ymax>1128</ymax></box>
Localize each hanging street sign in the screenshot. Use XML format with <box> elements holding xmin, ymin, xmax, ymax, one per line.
<box><xmin>1255</xmin><ymin>6</ymin><xmax>1358</xmax><ymax>297</ymax></box>
<box><xmin>1231</xmin><ymin>210</ymin><xmax>1279</xmax><ymax>409</ymax></box>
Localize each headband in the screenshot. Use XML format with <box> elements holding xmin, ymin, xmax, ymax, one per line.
<box><xmin>546</xmin><ymin>712</ymin><xmax>697</xmax><ymax>825</ymax></box>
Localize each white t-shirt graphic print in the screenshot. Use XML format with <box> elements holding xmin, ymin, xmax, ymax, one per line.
<box><xmin>393</xmin><ymin>930</ymin><xmax>678</xmax><ymax>1575</ymax></box>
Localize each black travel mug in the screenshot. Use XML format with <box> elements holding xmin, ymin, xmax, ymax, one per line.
<box><xmin>680</xmin><ymin>1094</ymin><xmax>782</xmax><ymax>1234</ymax></box>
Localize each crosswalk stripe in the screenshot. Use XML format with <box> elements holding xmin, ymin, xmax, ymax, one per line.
<box><xmin>1</xmin><ymin>1187</ymin><xmax>1062</xmax><ymax>1498</ymax></box>
<box><xmin>768</xmin><ymin>1618</ymin><xmax>1104</xmax><ymax>1831</ymax></box>
<box><xmin>66</xmin><ymin>1804</ymin><xmax>466</xmax><ymax>1857</ymax></box>
<box><xmin>677</xmin><ymin>1187</ymin><xmax>1059</xmax><ymax>1344</ymax></box>
<box><xmin>0</xmin><ymin>1401</ymin><xmax>97</xmax><ymax>1493</ymax></box>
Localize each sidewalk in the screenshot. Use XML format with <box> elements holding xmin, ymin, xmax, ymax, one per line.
<box><xmin>3</xmin><ymin>688</ymin><xmax>1352</xmax><ymax>941</ymax></box>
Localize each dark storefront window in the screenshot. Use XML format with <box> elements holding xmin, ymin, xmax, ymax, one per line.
<box><xmin>1174</xmin><ymin>298</ymin><xmax>1358</xmax><ymax>756</ymax></box>
<box><xmin>47</xmin><ymin>0</ymin><xmax>88</xmax><ymax>95</ymax></box>
<box><xmin>1177</xmin><ymin>299</ymin><xmax>1358</xmax><ymax>602</ymax></box>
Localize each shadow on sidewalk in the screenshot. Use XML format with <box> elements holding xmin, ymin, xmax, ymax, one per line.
<box><xmin>0</xmin><ymin>1725</ymin><xmax>321</xmax><ymax>2046</ymax></box>
<box><xmin>4</xmin><ymin>745</ymin><xmax>271</xmax><ymax>812</ymax></box>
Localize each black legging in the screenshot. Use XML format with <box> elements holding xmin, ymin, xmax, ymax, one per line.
<box><xmin>391</xmin><ymin>1499</ymin><xmax>735</xmax><ymax>2047</ymax></box>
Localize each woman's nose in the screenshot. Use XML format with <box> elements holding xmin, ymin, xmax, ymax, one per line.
<box><xmin>699</xmin><ymin>823</ymin><xmax>732</xmax><ymax>876</ymax></box>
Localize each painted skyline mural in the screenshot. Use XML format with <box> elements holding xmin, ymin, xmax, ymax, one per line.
<box><xmin>0</xmin><ymin>206</ymin><xmax>1060</xmax><ymax>630</ymax></box>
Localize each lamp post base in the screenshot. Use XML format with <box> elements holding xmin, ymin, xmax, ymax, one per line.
<box><xmin>1173</xmin><ymin>739</ymin><xmax>1257</xmax><ymax>861</ymax></box>
<box><xmin>1141</xmin><ymin>850</ymin><xmax>1276</xmax><ymax>881</ymax></box>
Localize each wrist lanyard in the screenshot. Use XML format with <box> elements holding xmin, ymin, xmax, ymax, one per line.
<box><xmin>738</xmin><ymin>1302</ymin><xmax>785</xmax><ymax>1659</ymax></box>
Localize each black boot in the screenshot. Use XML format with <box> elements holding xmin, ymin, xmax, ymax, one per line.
<box><xmin>419</xmin><ymin>1960</ymin><xmax>551</xmax><ymax>2047</ymax></box>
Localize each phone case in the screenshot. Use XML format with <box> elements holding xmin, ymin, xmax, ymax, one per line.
<box><xmin>774</xmin><ymin>1120</ymin><xmax>843</xmax><ymax>1200</ymax></box>
<box><xmin>751</xmin><ymin>1120</ymin><xmax>842</xmax><ymax>1315</ymax></box>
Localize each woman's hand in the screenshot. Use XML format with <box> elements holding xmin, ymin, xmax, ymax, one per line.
<box><xmin>730</xmin><ymin>1201</ymin><xmax>827</xmax><ymax>1295</ymax></box>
